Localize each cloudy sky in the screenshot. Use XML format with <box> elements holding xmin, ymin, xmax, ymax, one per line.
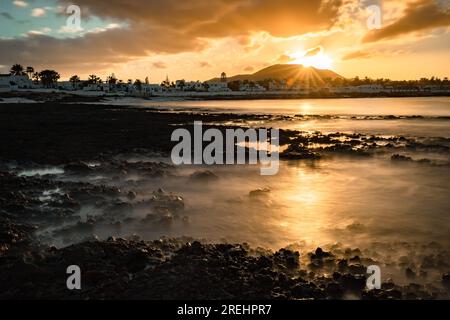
<box><xmin>0</xmin><ymin>0</ymin><xmax>449</xmax><ymax>82</ymax></box>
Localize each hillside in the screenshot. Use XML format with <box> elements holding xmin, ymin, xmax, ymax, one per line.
<box><xmin>210</xmin><ymin>64</ymin><xmax>343</xmax><ymax>85</ymax></box>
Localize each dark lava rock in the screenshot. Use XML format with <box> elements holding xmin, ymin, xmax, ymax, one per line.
<box><xmin>64</xmin><ymin>161</ymin><xmax>92</xmax><ymax>174</ymax></box>
<box><xmin>189</xmin><ymin>170</ymin><xmax>219</xmax><ymax>183</ymax></box>
<box><xmin>340</xmin><ymin>274</ymin><xmax>366</xmax><ymax>293</ymax></box>
<box><xmin>127</xmin><ymin>191</ymin><xmax>137</xmax><ymax>200</ymax></box>
<box><xmin>249</xmin><ymin>188</ymin><xmax>271</xmax><ymax>197</ymax></box>
<box><xmin>405</xmin><ymin>268</ymin><xmax>416</xmax><ymax>279</ymax></box>
<box><xmin>280</xmin><ymin>150</ymin><xmax>321</xmax><ymax>160</ymax></box>
<box><xmin>391</xmin><ymin>154</ymin><xmax>413</xmax><ymax>162</ymax></box>
<box><xmin>311</xmin><ymin>247</ymin><xmax>333</xmax><ymax>260</ymax></box>
<box><xmin>274</xmin><ymin>249</ymin><xmax>300</xmax><ymax>269</ymax></box>
<box><xmin>442</xmin><ymin>273</ymin><xmax>450</xmax><ymax>290</ymax></box>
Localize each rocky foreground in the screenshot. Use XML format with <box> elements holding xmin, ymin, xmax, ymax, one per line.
<box><xmin>1</xmin><ymin>230</ymin><xmax>450</xmax><ymax>299</ymax></box>
<box><xmin>0</xmin><ymin>103</ymin><xmax>449</xmax><ymax>300</ymax></box>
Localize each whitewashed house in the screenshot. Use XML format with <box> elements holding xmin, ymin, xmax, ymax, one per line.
<box><xmin>58</xmin><ymin>81</ymin><xmax>83</xmax><ymax>91</ymax></box>
<box><xmin>141</xmin><ymin>84</ymin><xmax>164</xmax><ymax>95</ymax></box>
<box><xmin>83</xmin><ymin>83</ymin><xmax>111</xmax><ymax>92</ymax></box>
<box><xmin>355</xmin><ymin>84</ymin><xmax>384</xmax><ymax>93</ymax></box>
<box><xmin>268</xmin><ymin>80</ymin><xmax>287</xmax><ymax>91</ymax></box>
<box><xmin>206</xmin><ymin>81</ymin><xmax>230</xmax><ymax>92</ymax></box>
<box><xmin>239</xmin><ymin>83</ymin><xmax>266</xmax><ymax>92</ymax></box>
<box><xmin>0</xmin><ymin>74</ymin><xmax>33</xmax><ymax>90</ymax></box>
<box><xmin>330</xmin><ymin>86</ymin><xmax>358</xmax><ymax>93</ymax></box>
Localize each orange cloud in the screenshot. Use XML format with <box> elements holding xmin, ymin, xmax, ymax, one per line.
<box><xmin>342</xmin><ymin>50</ymin><xmax>373</xmax><ymax>60</ymax></box>
<box><xmin>152</xmin><ymin>61</ymin><xmax>167</xmax><ymax>69</ymax></box>
<box><xmin>276</xmin><ymin>54</ymin><xmax>295</xmax><ymax>64</ymax></box>
<box><xmin>303</xmin><ymin>46</ymin><xmax>322</xmax><ymax>57</ymax></box>
<box><xmin>0</xmin><ymin>0</ymin><xmax>343</xmax><ymax>73</ymax></box>
<box><xmin>199</xmin><ymin>61</ymin><xmax>212</xmax><ymax>68</ymax></box>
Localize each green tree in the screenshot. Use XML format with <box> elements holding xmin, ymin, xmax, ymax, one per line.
<box><xmin>69</xmin><ymin>75</ymin><xmax>80</xmax><ymax>89</ymax></box>
<box><xmin>107</xmin><ymin>74</ymin><xmax>117</xmax><ymax>84</ymax></box>
<box><xmin>88</xmin><ymin>74</ymin><xmax>100</xmax><ymax>84</ymax></box>
<box><xmin>38</xmin><ymin>70</ymin><xmax>60</xmax><ymax>88</ymax></box>
<box><xmin>134</xmin><ymin>79</ymin><xmax>142</xmax><ymax>92</ymax></box>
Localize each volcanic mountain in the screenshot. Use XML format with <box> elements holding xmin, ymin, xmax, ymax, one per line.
<box><xmin>210</xmin><ymin>64</ymin><xmax>343</xmax><ymax>86</ymax></box>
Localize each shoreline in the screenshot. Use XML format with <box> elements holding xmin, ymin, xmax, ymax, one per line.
<box><xmin>1</xmin><ymin>90</ymin><xmax>449</xmax><ymax>104</ymax></box>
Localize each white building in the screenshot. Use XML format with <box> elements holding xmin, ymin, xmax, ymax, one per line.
<box><xmin>355</xmin><ymin>84</ymin><xmax>384</xmax><ymax>93</ymax></box>
<box><xmin>140</xmin><ymin>84</ymin><xmax>164</xmax><ymax>95</ymax></box>
<box><xmin>330</xmin><ymin>86</ymin><xmax>358</xmax><ymax>93</ymax></box>
<box><xmin>206</xmin><ymin>81</ymin><xmax>230</xmax><ymax>92</ymax></box>
<box><xmin>175</xmin><ymin>80</ymin><xmax>207</xmax><ymax>92</ymax></box>
<box><xmin>0</xmin><ymin>74</ymin><xmax>33</xmax><ymax>90</ymax></box>
<box><xmin>83</xmin><ymin>83</ymin><xmax>111</xmax><ymax>92</ymax></box>
<box><xmin>58</xmin><ymin>81</ymin><xmax>83</xmax><ymax>91</ymax></box>
<box><xmin>268</xmin><ymin>80</ymin><xmax>287</xmax><ymax>91</ymax></box>
<box><xmin>239</xmin><ymin>83</ymin><xmax>266</xmax><ymax>92</ymax></box>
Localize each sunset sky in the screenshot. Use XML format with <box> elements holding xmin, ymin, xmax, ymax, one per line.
<box><xmin>0</xmin><ymin>0</ymin><xmax>449</xmax><ymax>82</ymax></box>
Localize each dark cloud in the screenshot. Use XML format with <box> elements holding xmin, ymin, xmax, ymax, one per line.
<box><xmin>1</xmin><ymin>12</ymin><xmax>14</xmax><ymax>20</ymax></box>
<box><xmin>363</xmin><ymin>0</ymin><xmax>450</xmax><ymax>42</ymax></box>
<box><xmin>244</xmin><ymin>66</ymin><xmax>254</xmax><ymax>72</ymax></box>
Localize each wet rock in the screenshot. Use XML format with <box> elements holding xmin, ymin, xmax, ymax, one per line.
<box><xmin>405</xmin><ymin>267</ymin><xmax>416</xmax><ymax>279</ymax></box>
<box><xmin>256</xmin><ymin>256</ymin><xmax>273</xmax><ymax>269</ymax></box>
<box><xmin>127</xmin><ymin>191</ymin><xmax>137</xmax><ymax>200</ymax></box>
<box><xmin>442</xmin><ymin>273</ymin><xmax>450</xmax><ymax>290</ymax></box>
<box><xmin>189</xmin><ymin>170</ymin><xmax>219</xmax><ymax>183</ymax></box>
<box><xmin>249</xmin><ymin>188</ymin><xmax>271</xmax><ymax>197</ymax></box>
<box><xmin>280</xmin><ymin>149</ymin><xmax>321</xmax><ymax>160</ymax></box>
<box><xmin>391</xmin><ymin>154</ymin><xmax>413</xmax><ymax>162</ymax></box>
<box><xmin>326</xmin><ymin>282</ymin><xmax>344</xmax><ymax>298</ymax></box>
<box><xmin>64</xmin><ymin>161</ymin><xmax>92</xmax><ymax>174</ymax></box>
<box><xmin>311</xmin><ymin>247</ymin><xmax>333</xmax><ymax>260</ymax></box>
<box><xmin>340</xmin><ymin>274</ymin><xmax>366</xmax><ymax>293</ymax></box>
<box><xmin>148</xmin><ymin>189</ymin><xmax>184</xmax><ymax>212</ymax></box>
<box><xmin>386</xmin><ymin>289</ymin><xmax>402</xmax><ymax>300</ymax></box>
<box><xmin>337</xmin><ymin>259</ymin><xmax>348</xmax><ymax>272</ymax></box>
<box><xmin>274</xmin><ymin>249</ymin><xmax>300</xmax><ymax>269</ymax></box>
<box><xmin>290</xmin><ymin>283</ymin><xmax>315</xmax><ymax>298</ymax></box>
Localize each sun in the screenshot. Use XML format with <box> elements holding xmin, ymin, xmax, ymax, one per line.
<box><xmin>289</xmin><ymin>49</ymin><xmax>333</xmax><ymax>70</ymax></box>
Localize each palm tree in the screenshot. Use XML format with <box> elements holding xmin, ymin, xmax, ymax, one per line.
<box><xmin>32</xmin><ymin>72</ymin><xmax>40</xmax><ymax>85</ymax></box>
<box><xmin>69</xmin><ymin>75</ymin><xmax>80</xmax><ymax>90</ymax></box>
<box><xmin>88</xmin><ymin>74</ymin><xmax>100</xmax><ymax>84</ymax></box>
<box><xmin>107</xmin><ymin>74</ymin><xmax>117</xmax><ymax>85</ymax></box>
<box><xmin>10</xmin><ymin>64</ymin><xmax>25</xmax><ymax>76</ymax></box>
<box><xmin>134</xmin><ymin>79</ymin><xmax>142</xmax><ymax>92</ymax></box>
<box><xmin>26</xmin><ymin>66</ymin><xmax>34</xmax><ymax>78</ymax></box>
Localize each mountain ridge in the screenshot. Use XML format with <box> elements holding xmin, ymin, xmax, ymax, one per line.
<box><xmin>210</xmin><ymin>64</ymin><xmax>343</xmax><ymax>85</ymax></box>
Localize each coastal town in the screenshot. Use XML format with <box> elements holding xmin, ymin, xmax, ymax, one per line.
<box><xmin>1</xmin><ymin>63</ymin><xmax>449</xmax><ymax>98</ymax></box>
